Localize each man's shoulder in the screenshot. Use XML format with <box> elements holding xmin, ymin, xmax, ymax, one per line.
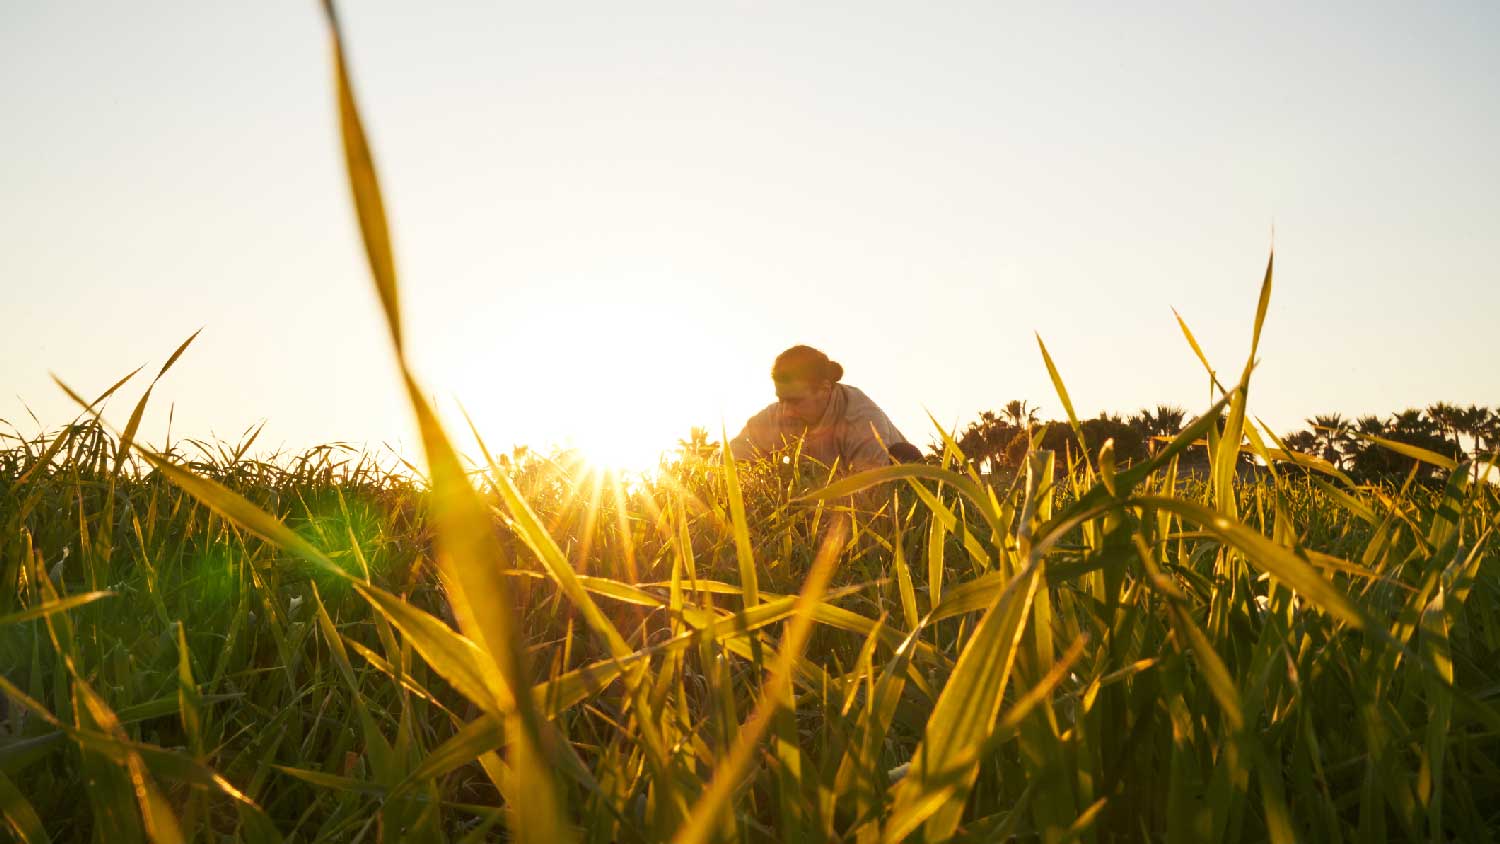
<box><xmin>838</xmin><ymin>385</ymin><xmax>884</xmax><ymax>419</ymax></box>
<box><xmin>732</xmin><ymin>401</ymin><xmax>785</xmax><ymax>457</ymax></box>
<box><xmin>837</xmin><ymin>384</ymin><xmax>908</xmax><ymax>443</ymax></box>
<box><xmin>747</xmin><ymin>401</ymin><xmax>781</xmax><ymax>423</ymax></box>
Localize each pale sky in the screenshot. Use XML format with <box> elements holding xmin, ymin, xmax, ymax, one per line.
<box><xmin>4</xmin><ymin>2</ymin><xmax>1498</xmax><ymax>471</ymax></box>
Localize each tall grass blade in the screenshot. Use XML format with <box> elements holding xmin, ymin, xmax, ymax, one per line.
<box><xmin>884</xmin><ymin>560</ymin><xmax>1043</xmax><ymax>841</ymax></box>
<box><xmin>1136</xmin><ymin>496</ymin><xmax>1369</xmax><ymax>630</ymax></box>
<box><xmin>1353</xmin><ymin>431</ymin><xmax>1460</xmax><ymax>473</ymax></box>
<box><xmin>722</xmin><ymin>424</ymin><xmax>760</xmax><ymax>608</ymax></box>
<box><xmin>71</xmin><ymin>678</ymin><xmax>186</xmax><ymax>844</ymax></box>
<box><xmin>0</xmin><ymin>769</ymin><xmax>48</xmax><ymax>844</ymax></box>
<box><xmin>320</xmin><ymin>0</ymin><xmax>402</xmax><ymax>351</ymax></box>
<box><xmin>0</xmin><ymin>591</ymin><xmax>112</xmax><ymax>627</ymax></box>
<box><xmin>671</xmin><ymin>518</ymin><xmax>848</xmax><ymax>844</ymax></box>
<box><xmin>1036</xmin><ymin>333</ymin><xmax>1088</xmax><ymax>461</ymax></box>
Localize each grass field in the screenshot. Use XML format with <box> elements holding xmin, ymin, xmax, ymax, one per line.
<box><xmin>4</xmin><ymin>375</ymin><xmax>1499</xmax><ymax>843</ymax></box>
<box><xmin>3</xmin><ymin>6</ymin><xmax>1498</xmax><ymax>842</ymax></box>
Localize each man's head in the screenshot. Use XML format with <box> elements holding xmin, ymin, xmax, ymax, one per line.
<box><xmin>772</xmin><ymin>345</ymin><xmax>841</xmax><ymax>425</ymax></box>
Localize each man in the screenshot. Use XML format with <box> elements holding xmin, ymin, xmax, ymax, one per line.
<box><xmin>730</xmin><ymin>345</ymin><xmax>922</xmax><ymax>472</ymax></box>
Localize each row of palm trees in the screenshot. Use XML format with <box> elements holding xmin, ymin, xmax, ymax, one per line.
<box><xmin>951</xmin><ymin>400</ymin><xmax>1496</xmax><ymax>483</ymax></box>
<box><xmin>954</xmin><ymin>402</ymin><xmax>1191</xmax><ymax>475</ymax></box>
<box><xmin>1285</xmin><ymin>403</ymin><xmax>1498</xmax><ymax>480</ymax></box>
<box><xmin>675</xmin><ymin>401</ymin><xmax>1494</xmax><ymax>484</ymax></box>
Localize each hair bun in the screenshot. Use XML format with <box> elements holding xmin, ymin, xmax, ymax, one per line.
<box><xmin>772</xmin><ymin>345</ymin><xmax>843</xmax><ymax>385</ymax></box>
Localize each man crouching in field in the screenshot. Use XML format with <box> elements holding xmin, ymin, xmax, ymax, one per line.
<box><xmin>730</xmin><ymin>345</ymin><xmax>922</xmax><ymax>472</ymax></box>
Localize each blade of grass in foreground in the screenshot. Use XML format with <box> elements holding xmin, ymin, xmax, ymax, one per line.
<box><xmin>112</xmin><ymin>328</ymin><xmax>201</xmax><ymax>482</ymax></box>
<box><xmin>671</xmin><ymin>517</ymin><xmax>849</xmax><ymax>844</ymax></box>
<box><xmin>58</xmin><ymin>366</ymin><xmax>491</xmax><ymax>730</ymax></box>
<box><xmin>0</xmin><ymin>591</ymin><xmax>113</xmax><ymax>627</ymax></box>
<box><xmin>883</xmin><ymin>455</ymin><xmax>1058</xmax><ymax>843</ymax></box>
<box><xmin>1135</xmin><ymin>495</ymin><xmax>1370</xmax><ymax>631</ymax></box>
<box><xmin>46</xmin><ymin>375</ymin><xmax>345</xmax><ymax>574</ymax></box>
<box><xmin>14</xmin><ymin>364</ymin><xmax>141</xmax><ymax>486</ymax></box>
<box><xmin>0</xmin><ymin>769</ymin><xmax>47</xmax><ymax>844</ymax></box>
<box><xmin>33</xmin><ymin>566</ymin><xmax>186</xmax><ymax>844</ymax></box>
<box><xmin>321</xmin><ymin>0</ymin><xmax>401</xmax><ymax>353</ymax></box>
<box><xmin>1353</xmin><ymin>430</ymin><xmax>1460</xmax><ymax>473</ymax></box>
<box><xmin>72</xmin><ymin>678</ymin><xmax>186</xmax><ymax>844</ymax></box>
<box><xmin>1216</xmin><ymin>252</ymin><xmax>1272</xmax><ymax>519</ymax></box>
<box><xmin>722</xmin><ymin>424</ymin><xmax>760</xmax><ymax>608</ymax></box>
<box><xmin>320</xmin><ymin>0</ymin><xmax>576</xmax><ymax>838</ymax></box>
<box><xmin>1036</xmin><ymin>333</ymin><xmax>1089</xmax><ymax>463</ymax></box>
<box><xmin>391</xmin><ymin>243</ymin><xmax>575</xmax><ymax>844</ymax></box>
<box><xmin>883</xmin><ymin>558</ymin><xmax>1045</xmax><ymax>843</ymax></box>
<box><xmin>797</xmin><ymin>463</ymin><xmax>1005</xmax><ymax>540</ymax></box>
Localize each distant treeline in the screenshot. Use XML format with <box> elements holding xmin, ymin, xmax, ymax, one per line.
<box><xmin>942</xmin><ymin>400</ymin><xmax>1497</xmax><ymax>484</ymax></box>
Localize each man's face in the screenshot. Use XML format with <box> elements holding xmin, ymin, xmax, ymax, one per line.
<box><xmin>775</xmin><ymin>378</ymin><xmax>830</xmax><ymax>425</ymax></box>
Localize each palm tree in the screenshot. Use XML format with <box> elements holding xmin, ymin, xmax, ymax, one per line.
<box><xmin>1128</xmin><ymin>405</ymin><xmax>1186</xmax><ymax>455</ymax></box>
<box><xmin>1426</xmin><ymin>402</ymin><xmax>1462</xmax><ymax>456</ymax></box>
<box><xmin>1457</xmin><ymin>404</ymin><xmax>1491</xmax><ymax>460</ymax></box>
<box><xmin>1478</xmin><ymin>407</ymin><xmax>1500</xmax><ymax>455</ymax></box>
<box><xmin>1390</xmin><ymin>408</ymin><xmax>1433</xmax><ymax>437</ymax></box>
<box><xmin>1341</xmin><ymin>415</ymin><xmax>1387</xmax><ymax>474</ymax></box>
<box><xmin>1307</xmin><ymin>413</ymin><xmax>1352</xmax><ymax>469</ymax></box>
<box><xmin>1000</xmin><ymin>400</ymin><xmax>1039</xmax><ymax>430</ymax></box>
<box><xmin>958</xmin><ymin>410</ymin><xmax>1019</xmax><ymax>475</ymax></box>
<box><xmin>1152</xmin><ymin>405</ymin><xmax>1187</xmax><ymax>437</ymax></box>
<box><xmin>1348</xmin><ymin>408</ymin><xmax>1457</xmax><ymax>484</ymax></box>
<box><xmin>1477</xmin><ymin>409</ymin><xmax>1500</xmax><ymax>484</ymax></box>
<box><xmin>1282</xmin><ymin>430</ymin><xmax>1318</xmax><ymax>455</ymax></box>
<box><xmin>1456</xmin><ymin>405</ymin><xmax>1500</xmax><ymax>482</ymax></box>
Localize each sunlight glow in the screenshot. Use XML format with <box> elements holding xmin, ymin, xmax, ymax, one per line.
<box><xmin>567</xmin><ymin>426</ymin><xmax>668</xmax><ymax>477</ymax></box>
<box><xmin>440</xmin><ymin>293</ymin><xmax>749</xmax><ymax>478</ymax></box>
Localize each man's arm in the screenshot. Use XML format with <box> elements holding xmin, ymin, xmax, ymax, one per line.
<box><xmin>729</xmin><ymin>403</ymin><xmax>780</xmax><ymax>461</ymax></box>
<box><xmin>837</xmin><ymin>386</ymin><xmax>914</xmax><ymax>472</ymax></box>
<box><xmin>844</xmin><ymin>414</ymin><xmax>913</xmax><ymax>472</ymax></box>
<box><xmin>887</xmin><ymin>442</ymin><xmax>925</xmax><ymax>463</ymax></box>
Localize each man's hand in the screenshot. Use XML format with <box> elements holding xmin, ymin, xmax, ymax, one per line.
<box><xmin>887</xmin><ymin>442</ymin><xmax>924</xmax><ymax>464</ymax></box>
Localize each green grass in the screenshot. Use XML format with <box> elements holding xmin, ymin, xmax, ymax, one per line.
<box><xmin>4</xmin><ymin>384</ymin><xmax>1499</xmax><ymax>843</ymax></box>
<box><xmin>3</xmin><ymin>4</ymin><xmax>1498</xmax><ymax>841</ymax></box>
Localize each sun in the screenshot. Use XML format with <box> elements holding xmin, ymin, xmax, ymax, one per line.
<box><xmin>566</xmin><ymin>422</ymin><xmax>668</xmax><ymax>477</ymax></box>
<box><xmin>429</xmin><ymin>286</ymin><xmax>756</xmax><ymax>479</ymax></box>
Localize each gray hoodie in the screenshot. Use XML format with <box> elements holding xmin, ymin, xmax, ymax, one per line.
<box><xmin>730</xmin><ymin>384</ymin><xmax>910</xmax><ymax>472</ymax></box>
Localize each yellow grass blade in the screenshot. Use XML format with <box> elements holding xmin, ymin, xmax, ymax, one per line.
<box><xmin>112</xmin><ymin>329</ymin><xmax>201</xmax><ymax>480</ymax></box>
<box><xmin>320</xmin><ymin>1</ymin><xmax>402</xmax><ymax>352</ymax></box>
<box><xmin>891</xmin><ymin>493</ymin><xmax>919</xmax><ymax>630</ymax></box>
<box><xmin>72</xmin><ymin>679</ymin><xmax>186</xmax><ymax>844</ymax></box>
<box><xmin>1352</xmin><ymin>430</ymin><xmax>1460</xmax><ymax>472</ymax></box>
<box><xmin>398</xmin><ymin>373</ymin><xmax>575</xmax><ymax>843</ymax></box>
<box><xmin>0</xmin><ymin>769</ymin><xmax>48</xmax><ymax>844</ymax></box>
<box><xmin>136</xmin><ymin>453</ymin><xmax>341</xmax><ymax>574</ymax></box>
<box><xmin>722</xmin><ymin>424</ymin><xmax>760</xmax><ymax>608</ymax></box>
<box><xmin>16</xmin><ymin>365</ymin><xmax>140</xmax><ymax>486</ymax></box>
<box><xmin>491</xmin><ymin>471</ymin><xmax>632</xmax><ymax>659</ymax></box>
<box><xmin>1172</xmin><ymin>307</ymin><xmax>1224</xmax><ymax>393</ymax></box>
<box><xmin>799</xmin><ymin>463</ymin><xmax>1004</xmax><ymax>539</ymax></box>
<box><xmin>1136</xmin><ymin>496</ymin><xmax>1368</xmax><ymax>630</ymax></box>
<box><xmin>883</xmin><ymin>561</ymin><xmax>1044</xmax><ymax>842</ymax></box>
<box><xmin>671</xmin><ymin>518</ymin><xmax>849</xmax><ymax>844</ymax></box>
<box><xmin>154</xmin><ymin>327</ymin><xmax>203</xmax><ymax>381</ymax></box>
<box><xmin>1036</xmin><ymin>333</ymin><xmax>1088</xmax><ymax>460</ymax></box>
<box><xmin>0</xmin><ymin>591</ymin><xmax>113</xmax><ymax>627</ymax></box>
